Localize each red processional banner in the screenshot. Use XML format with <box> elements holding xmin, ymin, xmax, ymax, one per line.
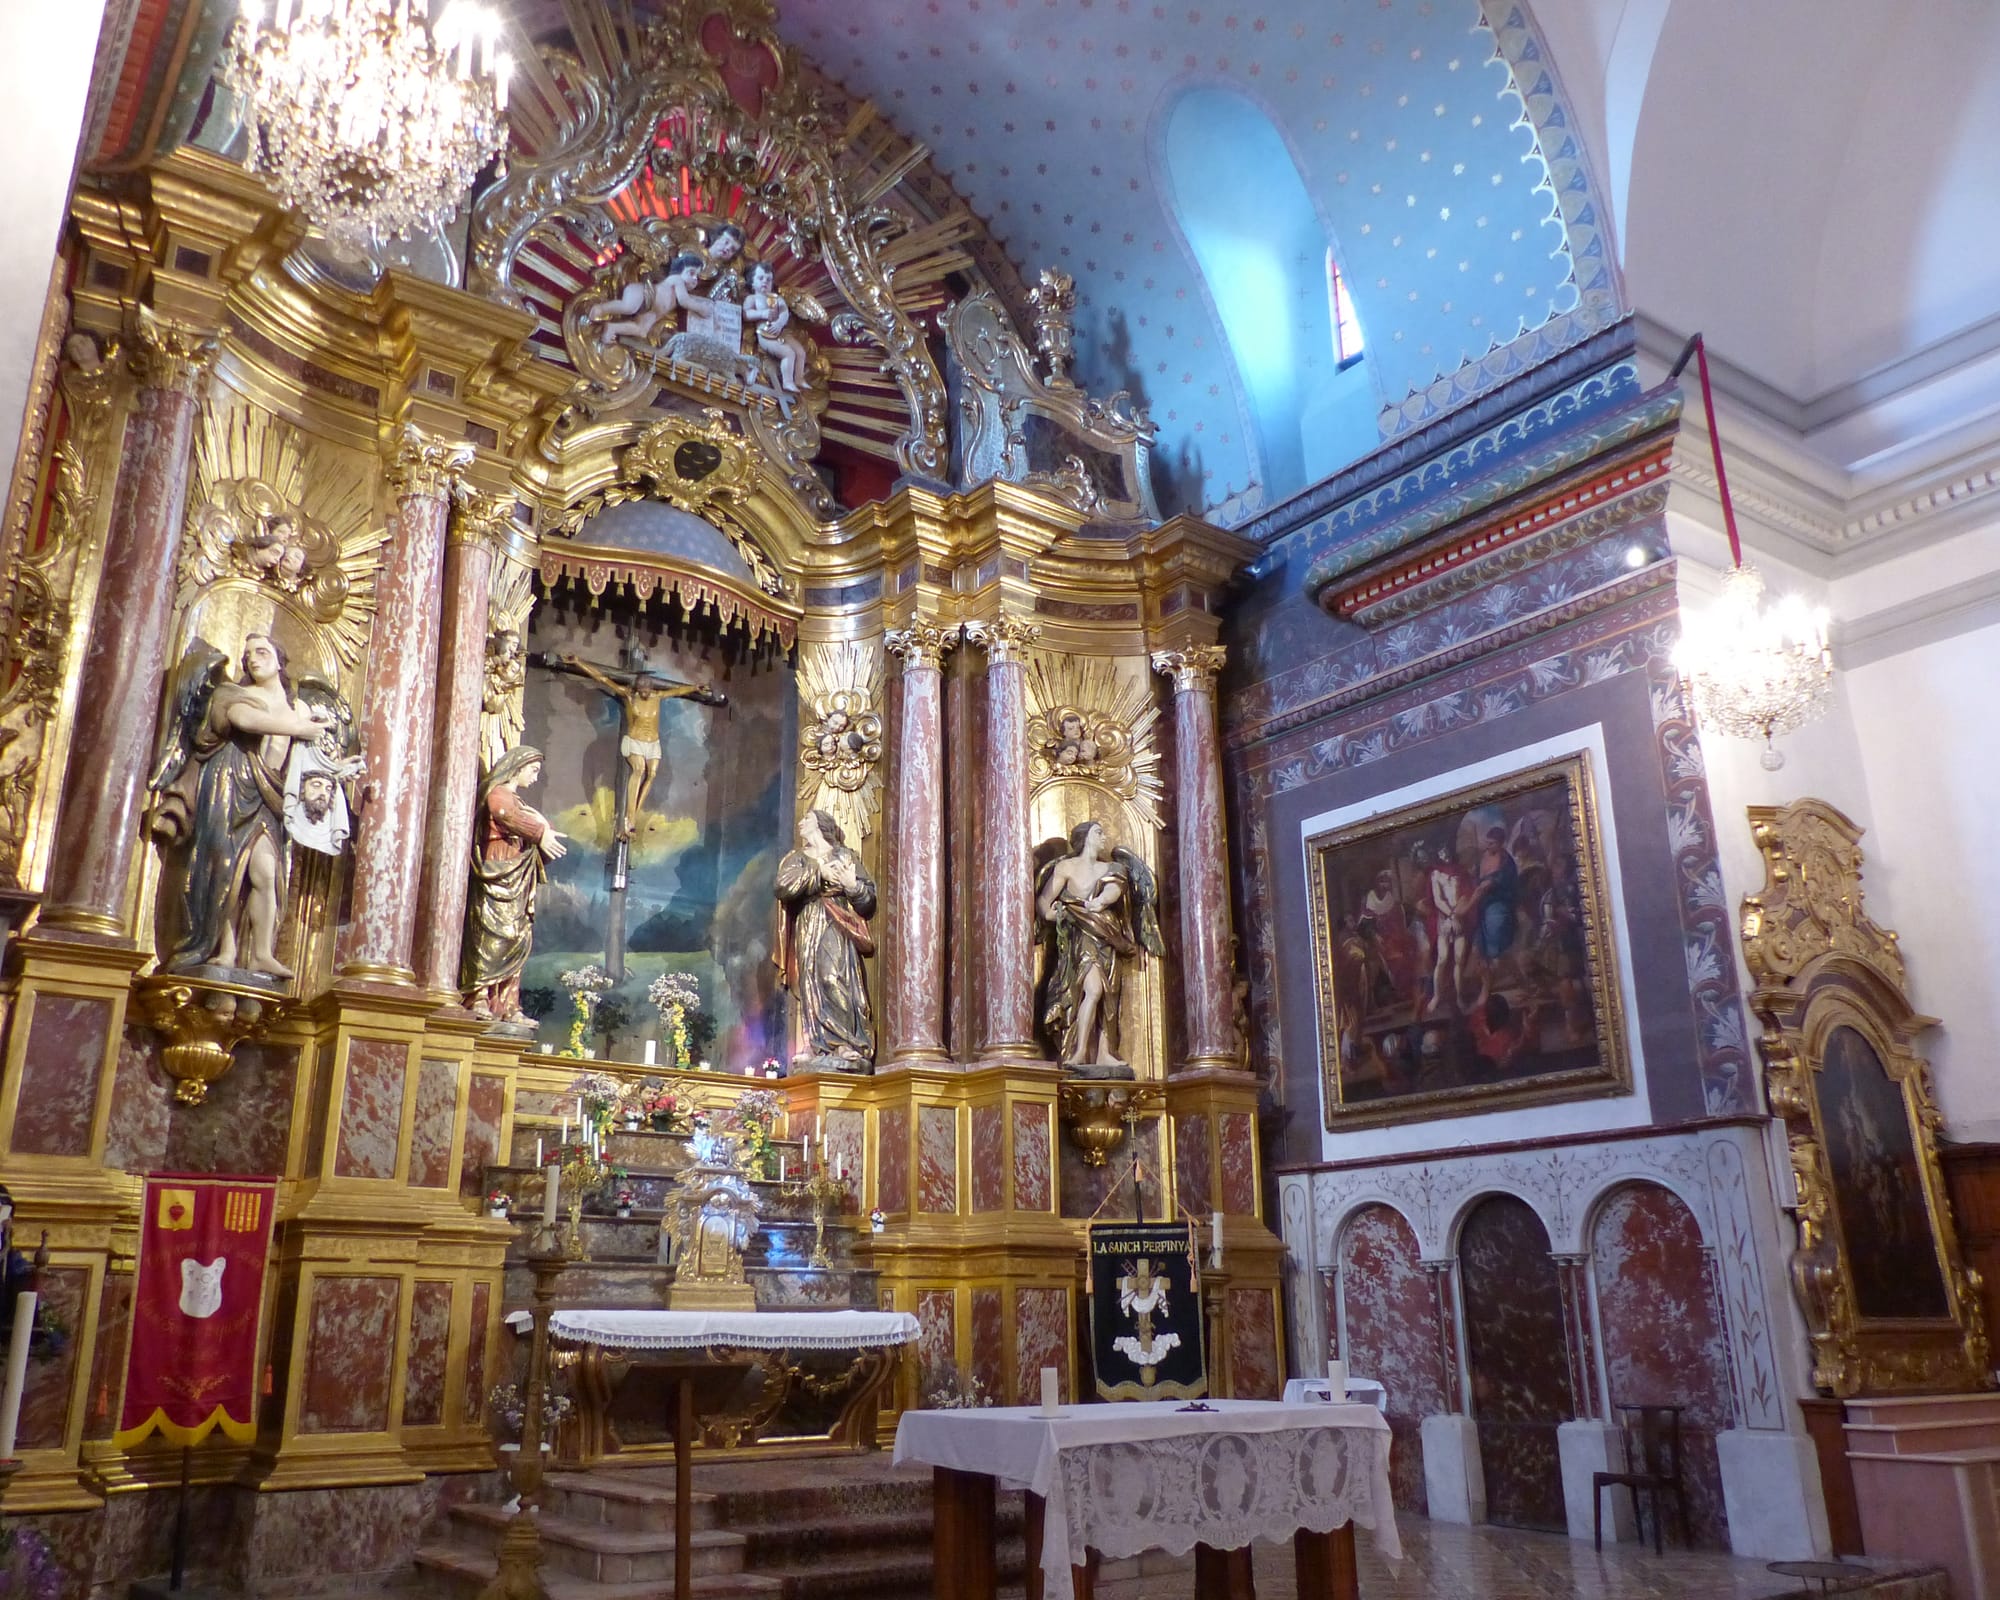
<box><xmin>115</xmin><ymin>1174</ymin><xmax>278</xmax><ymax>1449</ymax></box>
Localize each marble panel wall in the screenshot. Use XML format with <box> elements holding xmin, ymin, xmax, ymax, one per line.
<box><xmin>17</xmin><ymin>1265</ymin><xmax>88</xmax><ymax>1450</ymax></box>
<box><xmin>1459</xmin><ymin>1194</ymin><xmax>1570</xmax><ymax>1532</ymax></box>
<box><xmin>916</xmin><ymin>1289</ymin><xmax>956</xmax><ymax>1394</ymax></box>
<box><xmin>460</xmin><ymin>1072</ymin><xmax>506</xmax><ymax>1201</ymax></box>
<box><xmin>1219</xmin><ymin>1112</ymin><xmax>1258</xmax><ymax>1215</ymax></box>
<box><xmin>464</xmin><ymin>1281</ymin><xmax>492</xmax><ymax>1427</ymax></box>
<box><xmin>1061</xmin><ymin>1121</ymin><xmax>1162</xmax><ymax>1220</ymax></box>
<box><xmin>1014</xmin><ymin>1286</ymin><xmax>1069</xmax><ymax>1405</ymax></box>
<box><xmin>970</xmin><ymin>1287</ymin><xmax>1004</xmax><ymax>1399</ymax></box>
<box><xmin>82</xmin><ymin>1269</ymin><xmax>133</xmax><ymax>1443</ymax></box>
<box><xmin>1175</xmin><ymin>1112</ymin><xmax>1213</xmax><ymax>1215</ymax></box>
<box><xmin>918</xmin><ymin>1105</ymin><xmax>958</xmax><ymax>1213</ymax></box>
<box><xmin>406</xmin><ymin>1057</ymin><xmax>457</xmax><ymax>1189</ymax></box>
<box><xmin>1335</xmin><ymin>1203</ymin><xmax>1447</xmax><ymax>1512</ymax></box>
<box><xmin>824</xmin><ymin>1107</ymin><xmax>866</xmax><ymax>1211</ymax></box>
<box><xmin>402</xmin><ymin>1280</ymin><xmax>453</xmax><ymax>1428</ymax></box>
<box><xmin>300</xmin><ymin>1275</ymin><xmax>400</xmax><ymax>1433</ymax></box>
<box><xmin>1592</xmin><ymin>1182</ymin><xmax>1733</xmax><ymax>1548</ymax></box>
<box><xmin>1226</xmin><ymin>1288</ymin><xmax>1282</xmax><ymax>1399</ymax></box>
<box><xmin>163</xmin><ymin>1040</ymin><xmax>300</xmax><ymax>1175</ymax></box>
<box><xmin>878</xmin><ymin>1105</ymin><xmax>910</xmax><ymax>1213</ymax></box>
<box><xmin>1012</xmin><ymin>1102</ymin><xmax>1052</xmax><ymax>1211</ymax></box>
<box><xmin>102</xmin><ymin>1026</ymin><xmax>171</xmax><ymax>1172</ymax></box>
<box><xmin>12</xmin><ymin>996</ymin><xmax>110</xmax><ymax>1157</ymax></box>
<box><xmin>334</xmin><ymin>1040</ymin><xmax>408</xmax><ymax>1180</ymax></box>
<box><xmin>970</xmin><ymin>1104</ymin><xmax>1005</xmax><ymax>1212</ymax></box>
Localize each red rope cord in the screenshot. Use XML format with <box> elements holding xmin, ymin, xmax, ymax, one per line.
<box><xmin>1681</xmin><ymin>333</ymin><xmax>1745</xmax><ymax>568</ymax></box>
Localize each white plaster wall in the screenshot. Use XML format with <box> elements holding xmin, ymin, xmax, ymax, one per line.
<box><xmin>0</xmin><ymin>5</ymin><xmax>104</xmax><ymax>474</ymax></box>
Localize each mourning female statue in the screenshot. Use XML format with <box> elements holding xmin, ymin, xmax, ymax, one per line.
<box><xmin>1035</xmin><ymin>819</ymin><xmax>1163</xmax><ymax>1077</ymax></box>
<box><xmin>773</xmin><ymin>808</ymin><xmax>877</xmax><ymax>1071</ymax></box>
<box><xmin>462</xmin><ymin>745</ymin><xmax>568</xmax><ymax>1022</ymax></box>
<box><xmin>149</xmin><ymin>632</ymin><xmax>357</xmax><ymax>978</ymax></box>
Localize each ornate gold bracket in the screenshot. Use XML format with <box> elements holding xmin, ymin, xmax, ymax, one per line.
<box><xmin>134</xmin><ymin>974</ymin><xmax>290</xmax><ymax>1106</ymax></box>
<box><xmin>1058</xmin><ymin>1079</ymin><xmax>1162</xmax><ymax>1169</ymax></box>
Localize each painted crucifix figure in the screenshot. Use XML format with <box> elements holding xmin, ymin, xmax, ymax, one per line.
<box><xmin>539</xmin><ymin>645</ymin><xmax>727</xmax><ymax>840</ymax></box>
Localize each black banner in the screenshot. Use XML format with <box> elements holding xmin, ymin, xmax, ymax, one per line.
<box><xmin>1087</xmin><ymin>1222</ymin><xmax>1206</xmax><ymax>1401</ymax></box>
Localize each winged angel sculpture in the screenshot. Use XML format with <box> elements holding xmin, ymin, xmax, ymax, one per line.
<box><xmin>147</xmin><ymin>635</ymin><xmax>362</xmax><ymax>979</ymax></box>
<box><xmin>1035</xmin><ymin>820</ymin><xmax>1165</xmax><ymax>1078</ymax></box>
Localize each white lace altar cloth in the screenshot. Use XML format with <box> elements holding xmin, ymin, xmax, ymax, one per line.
<box><xmin>502</xmin><ymin>1308</ymin><xmax>919</xmax><ymax>1352</ymax></box>
<box><xmin>895</xmin><ymin>1400</ymin><xmax>1400</xmax><ymax>1600</ymax></box>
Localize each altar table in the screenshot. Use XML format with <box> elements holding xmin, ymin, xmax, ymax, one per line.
<box><xmin>507</xmin><ymin>1309</ymin><xmax>919</xmax><ymax>1600</ymax></box>
<box><xmin>893</xmin><ymin>1400</ymin><xmax>1401</xmax><ymax>1600</ymax></box>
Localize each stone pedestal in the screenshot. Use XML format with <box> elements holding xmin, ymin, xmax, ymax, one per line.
<box><xmin>1845</xmin><ymin>1393</ymin><xmax>2000</xmax><ymax>1598</ymax></box>
<box><xmin>1716</xmin><ymin>1426</ymin><xmax>1832</xmax><ymax>1560</ymax></box>
<box><xmin>1421</xmin><ymin>1413</ymin><xmax>1487</xmax><ymax>1524</ymax></box>
<box><xmin>1558</xmin><ymin>1417</ymin><xmax>1635</xmax><ymax>1543</ymax></box>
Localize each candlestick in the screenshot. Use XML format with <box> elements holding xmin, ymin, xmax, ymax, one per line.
<box><xmin>0</xmin><ymin>1290</ymin><xmax>39</xmax><ymax>1459</ymax></box>
<box><xmin>542</xmin><ymin>1164</ymin><xmax>560</xmax><ymax>1225</ymax></box>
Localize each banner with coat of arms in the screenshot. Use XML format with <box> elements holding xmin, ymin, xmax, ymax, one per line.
<box><xmin>1087</xmin><ymin>1221</ymin><xmax>1207</xmax><ymax>1401</ymax></box>
<box><xmin>115</xmin><ymin>1174</ymin><xmax>278</xmax><ymax>1449</ymax></box>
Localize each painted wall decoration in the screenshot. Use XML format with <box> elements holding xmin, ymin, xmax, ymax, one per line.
<box><xmin>1306</xmin><ymin>752</ymin><xmax>1629</xmax><ymax>1127</ymax></box>
<box><xmin>520</xmin><ymin>591</ymin><xmax>796</xmax><ymax>1066</ymax></box>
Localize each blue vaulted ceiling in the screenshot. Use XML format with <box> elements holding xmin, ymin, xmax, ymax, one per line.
<box><xmin>778</xmin><ymin>0</ymin><xmax>1622</xmax><ymax>521</ymax></box>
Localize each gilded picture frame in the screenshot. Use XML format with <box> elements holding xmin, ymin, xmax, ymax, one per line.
<box><xmin>1743</xmin><ymin>798</ymin><xmax>1990</xmax><ymax>1396</ymax></box>
<box><xmin>1306</xmin><ymin>752</ymin><xmax>1631</xmax><ymax>1131</ymax></box>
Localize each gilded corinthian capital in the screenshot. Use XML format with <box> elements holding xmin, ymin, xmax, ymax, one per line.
<box><xmin>450</xmin><ymin>484</ymin><xmax>521</xmax><ymax>547</ymax></box>
<box><xmin>129</xmin><ymin>305</ymin><xmax>218</xmax><ymax>398</ymax></box>
<box><xmin>1151</xmin><ymin>644</ymin><xmax>1228</xmax><ymax>694</ymax></box>
<box><xmin>962</xmin><ymin>616</ymin><xmax>1042</xmax><ymax>665</ymax></box>
<box><xmin>387</xmin><ymin>422</ymin><xmax>476</xmax><ymax>501</ymax></box>
<box><xmin>884</xmin><ymin>623</ymin><xmax>960</xmax><ymax>672</ymax></box>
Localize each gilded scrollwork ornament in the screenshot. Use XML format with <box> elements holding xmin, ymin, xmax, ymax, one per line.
<box><xmin>1025</xmin><ymin>651</ymin><xmax>1163</xmax><ymax>828</ymax></box>
<box><xmin>129</xmin><ymin>305</ymin><xmax>219</xmax><ymax>398</ymax></box>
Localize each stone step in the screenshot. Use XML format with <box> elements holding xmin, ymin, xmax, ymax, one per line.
<box><xmin>749</xmin><ymin>1538</ymin><xmax>1028</xmax><ymax>1600</ymax></box>
<box><xmin>414</xmin><ymin>1539</ymin><xmax>780</xmax><ymax>1599</ymax></box>
<box><xmin>740</xmin><ymin>1505</ymin><xmax>1023</xmax><ymax>1563</ymax></box>
<box><xmin>544</xmin><ymin>1470</ymin><xmax>722</xmax><ymax>1532</ymax></box>
<box><xmin>450</xmin><ymin>1502</ymin><xmax>747</xmax><ymax>1585</ymax></box>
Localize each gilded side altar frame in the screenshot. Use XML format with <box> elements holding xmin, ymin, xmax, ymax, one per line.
<box><xmin>1742</xmin><ymin>797</ymin><xmax>1991</xmax><ymax>1397</ymax></box>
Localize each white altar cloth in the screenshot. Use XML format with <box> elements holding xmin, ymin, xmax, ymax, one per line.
<box><xmin>894</xmin><ymin>1400</ymin><xmax>1400</xmax><ymax>1599</ymax></box>
<box><xmin>503</xmin><ymin>1307</ymin><xmax>920</xmax><ymax>1351</ymax></box>
<box><xmin>1284</xmin><ymin>1376</ymin><xmax>1387</xmax><ymax>1411</ymax></box>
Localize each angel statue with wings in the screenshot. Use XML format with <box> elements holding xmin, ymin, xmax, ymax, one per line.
<box><xmin>1035</xmin><ymin>819</ymin><xmax>1164</xmax><ymax>1077</ymax></box>
<box><xmin>148</xmin><ymin>633</ymin><xmax>361</xmax><ymax>979</ymax></box>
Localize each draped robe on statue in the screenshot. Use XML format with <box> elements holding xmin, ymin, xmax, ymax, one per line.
<box><xmin>461</xmin><ymin>761</ymin><xmax>553</xmax><ymax>1010</ymax></box>
<box><xmin>774</xmin><ymin>846</ymin><xmax>877</xmax><ymax>1061</ymax></box>
<box><xmin>1041</xmin><ymin>861</ymin><xmax>1141</xmax><ymax>1064</ymax></box>
<box><xmin>153</xmin><ymin>684</ymin><xmax>300</xmax><ymax>970</ymax></box>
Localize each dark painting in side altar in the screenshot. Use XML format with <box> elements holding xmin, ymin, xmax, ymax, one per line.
<box><xmin>1816</xmin><ymin>1023</ymin><xmax>1950</xmax><ymax>1321</ymax></box>
<box><xmin>1307</xmin><ymin>753</ymin><xmax>1630</xmax><ymax>1129</ymax></box>
<box><xmin>521</xmin><ymin>591</ymin><xmax>795</xmax><ymax>1066</ymax></box>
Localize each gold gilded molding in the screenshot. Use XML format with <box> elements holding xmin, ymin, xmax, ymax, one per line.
<box><xmin>1026</xmin><ymin>650</ymin><xmax>1162</xmax><ymax>829</ymax></box>
<box><xmin>450</xmin><ymin>485</ymin><xmax>520</xmax><ymax>548</ymax></box>
<box><xmin>963</xmin><ymin>616</ymin><xmax>1041</xmax><ymax>665</ymax></box>
<box><xmin>623</xmin><ymin>409</ymin><xmax>759</xmax><ymax>516</ymax></box>
<box><xmin>387</xmin><ymin>422</ymin><xmax>475</xmax><ymax>501</ymax></box>
<box><xmin>1743</xmin><ymin>797</ymin><xmax>1991</xmax><ymax>1397</ymax></box>
<box><xmin>796</xmin><ymin>638</ymin><xmax>886</xmax><ymax>842</ymax></box>
<box><xmin>883</xmin><ymin>622</ymin><xmax>960</xmax><ymax>673</ymax></box>
<box><xmin>1151</xmin><ymin>644</ymin><xmax>1227</xmax><ymax>695</ymax></box>
<box><xmin>130</xmin><ymin>305</ymin><xmax>219</xmax><ymax>397</ymax></box>
<box><xmin>134</xmin><ymin>974</ymin><xmax>286</xmax><ymax>1106</ymax></box>
<box><xmin>1029</xmin><ymin>267</ymin><xmax>1078</xmax><ymax>389</ymax></box>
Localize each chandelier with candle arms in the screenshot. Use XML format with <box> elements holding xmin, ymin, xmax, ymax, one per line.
<box><xmin>224</xmin><ymin>0</ymin><xmax>513</xmax><ymax>252</ymax></box>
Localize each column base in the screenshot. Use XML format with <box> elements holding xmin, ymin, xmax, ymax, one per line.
<box><xmin>1717</xmin><ymin>1426</ymin><xmax>1831</xmax><ymax>1561</ymax></box>
<box><xmin>1558</xmin><ymin>1418</ymin><xmax>1635</xmax><ymax>1543</ymax></box>
<box><xmin>1421</xmin><ymin>1413</ymin><xmax>1487</xmax><ymax>1524</ymax></box>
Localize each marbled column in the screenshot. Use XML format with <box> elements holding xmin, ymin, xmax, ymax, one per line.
<box><xmin>1151</xmin><ymin>645</ymin><xmax>1237</xmax><ymax>1072</ymax></box>
<box><xmin>1553</xmin><ymin>1253</ymin><xmax>1603</xmax><ymax>1420</ymax></box>
<box><xmin>336</xmin><ymin>425</ymin><xmax>473</xmax><ymax>981</ymax></box>
<box><xmin>411</xmin><ymin>492</ymin><xmax>503</xmax><ymax>997</ymax></box>
<box><xmin>883</xmin><ymin>623</ymin><xmax>958</xmax><ymax>1062</ymax></box>
<box><xmin>42</xmin><ymin>311</ymin><xmax>217</xmax><ymax>934</ymax></box>
<box><xmin>964</xmin><ymin>617</ymin><xmax>1041</xmax><ymax>1058</ymax></box>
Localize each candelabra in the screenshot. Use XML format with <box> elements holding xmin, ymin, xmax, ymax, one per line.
<box><xmin>479</xmin><ymin>1221</ymin><xmax>565</xmax><ymax>1600</ymax></box>
<box><xmin>559</xmin><ymin>1148</ymin><xmax>605</xmax><ymax>1261</ymax></box>
<box><xmin>801</xmin><ymin>1164</ymin><xmax>844</xmax><ymax>1269</ymax></box>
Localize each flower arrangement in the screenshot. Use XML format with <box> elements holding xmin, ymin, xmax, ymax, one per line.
<box><xmin>484</xmin><ymin>1187</ymin><xmax>510</xmax><ymax>1217</ymax></box>
<box><xmin>614</xmin><ymin>1184</ymin><xmax>637</xmax><ymax>1216</ymax></box>
<box><xmin>559</xmin><ymin>964</ymin><xmax>612</xmax><ymax>1058</ymax></box>
<box><xmin>922</xmin><ymin>1360</ymin><xmax>992</xmax><ymax>1411</ymax></box>
<box><xmin>488</xmin><ymin>1381</ymin><xmax>574</xmax><ymax>1441</ymax></box>
<box><xmin>648</xmin><ymin>971</ymin><xmax>702</xmax><ymax>1070</ymax></box>
<box><xmin>720</xmin><ymin>1087</ymin><xmax>783</xmax><ymax>1175</ymax></box>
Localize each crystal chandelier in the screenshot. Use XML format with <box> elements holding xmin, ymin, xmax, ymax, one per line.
<box><xmin>225</xmin><ymin>0</ymin><xmax>512</xmax><ymax>252</ymax></box>
<box><xmin>1669</xmin><ymin>335</ymin><xmax>1834</xmax><ymax>770</ymax></box>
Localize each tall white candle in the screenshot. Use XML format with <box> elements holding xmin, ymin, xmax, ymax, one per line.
<box><xmin>0</xmin><ymin>1291</ymin><xmax>39</xmax><ymax>1460</ymax></box>
<box><xmin>1211</xmin><ymin>1210</ymin><xmax>1224</xmax><ymax>1270</ymax></box>
<box><xmin>542</xmin><ymin>1164</ymin><xmax>560</xmax><ymax>1225</ymax></box>
<box><xmin>1326</xmin><ymin>1359</ymin><xmax>1348</xmax><ymax>1403</ymax></box>
<box><xmin>560</xmin><ymin>1116</ymin><xmax>569</xmax><ymax>1145</ymax></box>
<box><xmin>495</xmin><ymin>53</ymin><xmax>512</xmax><ymax>111</ymax></box>
<box><xmin>535</xmin><ymin>1135</ymin><xmax>544</xmax><ymax>1167</ymax></box>
<box><xmin>1038</xmin><ymin>1366</ymin><xmax>1060</xmax><ymax>1417</ymax></box>
<box><xmin>643</xmin><ymin>1039</ymin><xmax>658</xmax><ymax>1066</ymax></box>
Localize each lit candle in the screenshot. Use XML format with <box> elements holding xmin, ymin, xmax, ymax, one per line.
<box><xmin>1326</xmin><ymin>1359</ymin><xmax>1348</xmax><ymax>1403</ymax></box>
<box><xmin>239</xmin><ymin>0</ymin><xmax>265</xmax><ymax>27</ymax></box>
<box><xmin>273</xmin><ymin>0</ymin><xmax>292</xmax><ymax>29</ymax></box>
<box><xmin>0</xmin><ymin>1291</ymin><xmax>39</xmax><ymax>1459</ymax></box>
<box><xmin>542</xmin><ymin>1164</ymin><xmax>560</xmax><ymax>1225</ymax></box>
<box><xmin>803</xmin><ymin>1134</ymin><xmax>812</xmax><ymax>1168</ymax></box>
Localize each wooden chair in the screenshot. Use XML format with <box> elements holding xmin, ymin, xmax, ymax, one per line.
<box><xmin>1592</xmin><ymin>1403</ymin><xmax>1690</xmax><ymax>1554</ymax></box>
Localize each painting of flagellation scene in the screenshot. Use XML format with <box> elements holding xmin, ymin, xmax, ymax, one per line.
<box><xmin>517</xmin><ymin>588</ymin><xmax>797</xmax><ymax>1068</ymax></box>
<box><xmin>1308</xmin><ymin>754</ymin><xmax>1630</xmax><ymax>1127</ymax></box>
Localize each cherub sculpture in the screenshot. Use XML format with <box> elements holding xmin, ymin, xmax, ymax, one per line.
<box><xmin>588</xmin><ymin>251</ymin><xmax>708</xmax><ymax>346</ymax></box>
<box><xmin>1035</xmin><ymin>819</ymin><xmax>1163</xmax><ymax>1077</ymax></box>
<box><xmin>742</xmin><ymin>260</ymin><xmax>823</xmax><ymax>394</ymax></box>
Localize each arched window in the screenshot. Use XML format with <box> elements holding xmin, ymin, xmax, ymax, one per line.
<box><xmin>1327</xmin><ymin>248</ymin><xmax>1365</xmax><ymax>367</ymax></box>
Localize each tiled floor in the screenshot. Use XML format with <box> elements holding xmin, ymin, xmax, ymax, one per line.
<box><xmin>1080</xmin><ymin>1520</ymin><xmax>1943</xmax><ymax>1600</ymax></box>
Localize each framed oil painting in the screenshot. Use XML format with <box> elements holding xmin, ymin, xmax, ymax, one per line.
<box><xmin>1306</xmin><ymin>752</ymin><xmax>1631</xmax><ymax>1129</ymax></box>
